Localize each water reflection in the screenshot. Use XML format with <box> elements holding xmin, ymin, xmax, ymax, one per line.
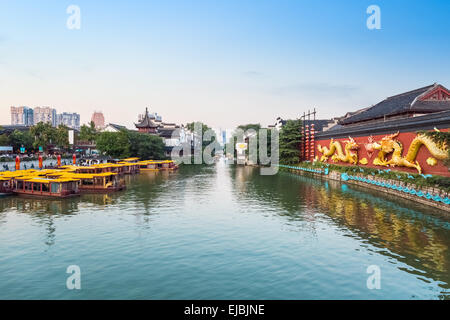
<box><xmin>0</xmin><ymin>164</ymin><xmax>449</xmax><ymax>299</ymax></box>
<box><xmin>230</xmin><ymin>167</ymin><xmax>450</xmax><ymax>297</ymax></box>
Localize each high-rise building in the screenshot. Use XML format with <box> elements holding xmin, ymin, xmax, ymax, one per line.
<box><xmin>33</xmin><ymin>107</ymin><xmax>57</xmax><ymax>126</ymax></box>
<box><xmin>56</xmin><ymin>112</ymin><xmax>81</xmax><ymax>130</ymax></box>
<box><xmin>10</xmin><ymin>106</ymin><xmax>34</xmax><ymax>126</ymax></box>
<box><xmin>91</xmin><ymin>111</ymin><xmax>105</xmax><ymax>129</ymax></box>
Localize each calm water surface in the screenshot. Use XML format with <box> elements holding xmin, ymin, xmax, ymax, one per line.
<box><xmin>0</xmin><ymin>162</ymin><xmax>449</xmax><ymax>299</ymax></box>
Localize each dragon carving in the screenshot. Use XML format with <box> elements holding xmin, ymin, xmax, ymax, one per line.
<box><xmin>317</xmin><ymin>137</ymin><xmax>359</xmax><ymax>164</ymax></box>
<box><xmin>372</xmin><ymin>130</ymin><xmax>449</xmax><ymax>173</ymax></box>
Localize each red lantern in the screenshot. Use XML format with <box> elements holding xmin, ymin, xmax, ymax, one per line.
<box><xmin>73</xmin><ymin>154</ymin><xmax>76</xmax><ymax>165</ymax></box>
<box><xmin>57</xmin><ymin>154</ymin><xmax>61</xmax><ymax>167</ymax></box>
<box><xmin>15</xmin><ymin>156</ymin><xmax>20</xmax><ymax>171</ymax></box>
<box><xmin>38</xmin><ymin>155</ymin><xmax>43</xmax><ymax>169</ymax></box>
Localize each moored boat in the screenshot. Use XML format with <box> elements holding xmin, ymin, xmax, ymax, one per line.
<box><xmin>12</xmin><ymin>177</ymin><xmax>80</xmax><ymax>198</ymax></box>
<box><xmin>58</xmin><ymin>172</ymin><xmax>126</xmax><ymax>193</ymax></box>
<box><xmin>0</xmin><ymin>177</ymin><xmax>13</xmax><ymax>196</ymax></box>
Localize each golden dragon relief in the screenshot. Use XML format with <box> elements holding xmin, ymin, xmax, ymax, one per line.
<box><xmin>316</xmin><ymin>130</ymin><xmax>449</xmax><ymax>173</ymax></box>
<box><xmin>372</xmin><ymin>130</ymin><xmax>448</xmax><ymax>173</ymax></box>
<box><xmin>317</xmin><ymin>137</ymin><xmax>359</xmax><ymax>164</ymax></box>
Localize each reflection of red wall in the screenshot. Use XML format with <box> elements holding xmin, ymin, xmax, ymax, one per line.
<box><xmin>315</xmin><ymin>129</ymin><xmax>449</xmax><ymax>177</ymax></box>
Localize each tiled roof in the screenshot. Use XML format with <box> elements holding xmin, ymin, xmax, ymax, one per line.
<box><xmin>135</xmin><ymin>108</ymin><xmax>159</xmax><ymax>128</ymax></box>
<box><xmin>340</xmin><ymin>84</ymin><xmax>449</xmax><ymax>125</ymax></box>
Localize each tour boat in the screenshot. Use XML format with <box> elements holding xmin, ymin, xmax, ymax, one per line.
<box><xmin>12</xmin><ymin>177</ymin><xmax>81</xmax><ymax>198</ymax></box>
<box><xmin>117</xmin><ymin>162</ymin><xmax>140</xmax><ymax>174</ymax></box>
<box><xmin>59</xmin><ymin>172</ymin><xmax>126</xmax><ymax>193</ymax></box>
<box><xmin>0</xmin><ymin>177</ymin><xmax>13</xmax><ymax>196</ymax></box>
<box><xmin>137</xmin><ymin>160</ymin><xmax>178</xmax><ymax>171</ymax></box>
<box><xmin>91</xmin><ymin>163</ymin><xmax>127</xmax><ymax>176</ymax></box>
<box><xmin>137</xmin><ymin>160</ymin><xmax>159</xmax><ymax>171</ymax></box>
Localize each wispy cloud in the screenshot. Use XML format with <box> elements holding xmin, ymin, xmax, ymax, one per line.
<box><xmin>272</xmin><ymin>82</ymin><xmax>360</xmax><ymax>98</ymax></box>
<box><xmin>242</xmin><ymin>70</ymin><xmax>265</xmax><ymax>78</ymax></box>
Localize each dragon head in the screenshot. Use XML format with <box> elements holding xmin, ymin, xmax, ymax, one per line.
<box><xmin>344</xmin><ymin>136</ymin><xmax>359</xmax><ymax>151</ymax></box>
<box><xmin>376</xmin><ymin>132</ymin><xmax>399</xmax><ymax>153</ymax></box>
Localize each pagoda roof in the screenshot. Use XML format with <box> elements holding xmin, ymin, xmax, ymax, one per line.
<box><xmin>135</xmin><ymin>107</ymin><xmax>159</xmax><ymax>128</ymax></box>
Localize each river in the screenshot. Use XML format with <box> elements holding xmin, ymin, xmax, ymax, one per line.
<box><xmin>0</xmin><ymin>162</ymin><xmax>449</xmax><ymax>299</ymax></box>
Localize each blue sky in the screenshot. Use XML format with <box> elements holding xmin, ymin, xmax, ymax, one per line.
<box><xmin>0</xmin><ymin>0</ymin><xmax>449</xmax><ymax>128</ymax></box>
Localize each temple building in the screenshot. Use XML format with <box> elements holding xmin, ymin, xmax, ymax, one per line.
<box><xmin>310</xmin><ymin>83</ymin><xmax>450</xmax><ymax>176</ymax></box>
<box><xmin>135</xmin><ymin>108</ymin><xmax>160</xmax><ymax>134</ymax></box>
<box><xmin>134</xmin><ymin>107</ymin><xmax>186</xmax><ymax>156</ymax></box>
<box><xmin>339</xmin><ymin>83</ymin><xmax>450</xmax><ymax>127</ymax></box>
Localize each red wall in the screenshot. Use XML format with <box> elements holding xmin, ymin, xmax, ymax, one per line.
<box><xmin>314</xmin><ymin>130</ymin><xmax>449</xmax><ymax>177</ymax></box>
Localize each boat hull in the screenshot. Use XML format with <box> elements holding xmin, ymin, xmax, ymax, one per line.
<box><xmin>13</xmin><ymin>192</ymin><xmax>80</xmax><ymax>199</ymax></box>
<box><xmin>79</xmin><ymin>186</ymin><xmax>126</xmax><ymax>193</ymax></box>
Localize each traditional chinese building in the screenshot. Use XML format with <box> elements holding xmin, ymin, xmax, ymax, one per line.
<box><xmin>135</xmin><ymin>108</ymin><xmax>159</xmax><ymax>134</ymax></box>
<box><xmin>134</xmin><ymin>107</ymin><xmax>187</xmax><ymax>156</ymax></box>
<box><xmin>309</xmin><ymin>83</ymin><xmax>450</xmax><ymax>176</ymax></box>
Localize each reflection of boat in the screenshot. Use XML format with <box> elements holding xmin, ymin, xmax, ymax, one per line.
<box><xmin>0</xmin><ymin>177</ymin><xmax>13</xmax><ymax>196</ymax></box>
<box><xmin>12</xmin><ymin>177</ymin><xmax>80</xmax><ymax>198</ymax></box>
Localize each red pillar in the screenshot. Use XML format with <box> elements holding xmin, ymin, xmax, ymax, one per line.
<box><xmin>310</xmin><ymin>124</ymin><xmax>315</xmax><ymax>161</ymax></box>
<box><xmin>15</xmin><ymin>156</ymin><xmax>20</xmax><ymax>171</ymax></box>
<box><xmin>73</xmin><ymin>154</ymin><xmax>76</xmax><ymax>165</ymax></box>
<box><xmin>38</xmin><ymin>155</ymin><xmax>43</xmax><ymax>169</ymax></box>
<box><xmin>57</xmin><ymin>154</ymin><xmax>61</xmax><ymax>167</ymax></box>
<box><xmin>305</xmin><ymin>125</ymin><xmax>310</xmax><ymax>160</ymax></box>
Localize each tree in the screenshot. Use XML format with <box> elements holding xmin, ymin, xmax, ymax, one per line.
<box><xmin>95</xmin><ymin>129</ymin><xmax>166</xmax><ymax>159</ymax></box>
<box><xmin>128</xmin><ymin>131</ymin><xmax>165</xmax><ymax>160</ymax></box>
<box><xmin>55</xmin><ymin>125</ymin><xmax>69</xmax><ymax>150</ymax></box>
<box><xmin>79</xmin><ymin>121</ymin><xmax>98</xmax><ymax>143</ymax></box>
<box><xmin>9</xmin><ymin>129</ymin><xmax>33</xmax><ymax>152</ymax></box>
<box><xmin>186</xmin><ymin>121</ymin><xmax>217</xmax><ymax>161</ymax></box>
<box><xmin>0</xmin><ymin>134</ymin><xmax>9</xmax><ymax>146</ymax></box>
<box><xmin>279</xmin><ymin>119</ymin><xmax>303</xmax><ymax>165</ymax></box>
<box><xmin>31</xmin><ymin>122</ymin><xmax>56</xmax><ymax>150</ymax></box>
<box><xmin>95</xmin><ymin>130</ymin><xmax>130</xmax><ymax>158</ymax></box>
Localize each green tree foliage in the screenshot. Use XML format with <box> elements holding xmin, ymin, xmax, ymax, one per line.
<box><xmin>186</xmin><ymin>121</ymin><xmax>216</xmax><ymax>147</ymax></box>
<box><xmin>128</xmin><ymin>131</ymin><xmax>165</xmax><ymax>160</ymax></box>
<box><xmin>229</xmin><ymin>124</ymin><xmax>273</xmax><ymax>164</ymax></box>
<box><xmin>29</xmin><ymin>122</ymin><xmax>70</xmax><ymax>151</ymax></box>
<box><xmin>96</xmin><ymin>130</ymin><xmax>165</xmax><ymax>159</ymax></box>
<box><xmin>55</xmin><ymin>125</ymin><xmax>69</xmax><ymax>150</ymax></box>
<box><xmin>186</xmin><ymin>121</ymin><xmax>217</xmax><ymax>161</ymax></box>
<box><xmin>95</xmin><ymin>130</ymin><xmax>130</xmax><ymax>158</ymax></box>
<box><xmin>79</xmin><ymin>122</ymin><xmax>98</xmax><ymax>143</ymax></box>
<box><xmin>30</xmin><ymin>122</ymin><xmax>56</xmax><ymax>150</ymax></box>
<box><xmin>9</xmin><ymin>130</ymin><xmax>34</xmax><ymax>151</ymax></box>
<box><xmin>237</xmin><ymin>124</ymin><xmax>261</xmax><ymax>132</ymax></box>
<box><xmin>279</xmin><ymin>119</ymin><xmax>303</xmax><ymax>165</ymax></box>
<box><xmin>0</xmin><ymin>134</ymin><xmax>9</xmax><ymax>146</ymax></box>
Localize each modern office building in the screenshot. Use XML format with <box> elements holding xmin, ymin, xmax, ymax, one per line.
<box><xmin>10</xmin><ymin>106</ymin><xmax>34</xmax><ymax>126</ymax></box>
<box><xmin>33</xmin><ymin>107</ymin><xmax>57</xmax><ymax>126</ymax></box>
<box><xmin>56</xmin><ymin>112</ymin><xmax>81</xmax><ymax>130</ymax></box>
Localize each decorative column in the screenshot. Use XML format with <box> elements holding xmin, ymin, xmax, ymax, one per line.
<box><xmin>305</xmin><ymin>125</ymin><xmax>310</xmax><ymax>160</ymax></box>
<box><xmin>310</xmin><ymin>124</ymin><xmax>315</xmax><ymax>161</ymax></box>
<box><xmin>300</xmin><ymin>125</ymin><xmax>304</xmax><ymax>161</ymax></box>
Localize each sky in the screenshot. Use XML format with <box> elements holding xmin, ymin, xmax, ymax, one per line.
<box><xmin>0</xmin><ymin>0</ymin><xmax>449</xmax><ymax>129</ymax></box>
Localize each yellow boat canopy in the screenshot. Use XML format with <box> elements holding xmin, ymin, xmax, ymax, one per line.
<box><xmin>121</xmin><ymin>157</ymin><xmax>140</xmax><ymax>161</ymax></box>
<box><xmin>15</xmin><ymin>177</ymin><xmax>80</xmax><ymax>183</ymax></box>
<box><xmin>60</xmin><ymin>172</ymin><xmax>118</xmax><ymax>179</ymax></box>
